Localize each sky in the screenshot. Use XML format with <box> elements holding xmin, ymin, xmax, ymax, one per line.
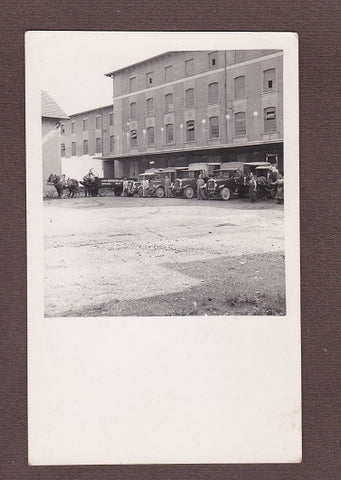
<box><xmin>26</xmin><ymin>31</ymin><xmax>292</xmax><ymax>116</ymax></box>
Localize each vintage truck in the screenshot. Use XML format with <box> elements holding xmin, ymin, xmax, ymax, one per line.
<box><xmin>133</xmin><ymin>167</ymin><xmax>188</xmax><ymax>198</ymax></box>
<box><xmin>207</xmin><ymin>161</ymin><xmax>279</xmax><ymax>200</ymax></box>
<box><xmin>172</xmin><ymin>162</ymin><xmax>221</xmax><ymax>199</ymax></box>
<box><xmin>207</xmin><ymin>162</ymin><xmax>246</xmax><ymax>200</ymax></box>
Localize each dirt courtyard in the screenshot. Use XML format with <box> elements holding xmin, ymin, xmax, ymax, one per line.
<box><xmin>44</xmin><ymin>196</ymin><xmax>286</xmax><ymax>317</ymax></box>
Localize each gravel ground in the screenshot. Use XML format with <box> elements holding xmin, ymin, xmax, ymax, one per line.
<box><xmin>44</xmin><ymin>195</ymin><xmax>285</xmax><ymax>316</ymax></box>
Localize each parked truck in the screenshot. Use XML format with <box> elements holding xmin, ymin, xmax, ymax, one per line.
<box><xmin>172</xmin><ymin>162</ymin><xmax>221</xmax><ymax>199</ymax></box>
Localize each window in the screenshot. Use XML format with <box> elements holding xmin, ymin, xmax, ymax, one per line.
<box><xmin>165</xmin><ymin>93</ymin><xmax>173</xmax><ymax>112</ymax></box>
<box><xmin>165</xmin><ymin>65</ymin><xmax>172</xmax><ymax>81</ymax></box>
<box><xmin>209</xmin><ymin>116</ymin><xmax>219</xmax><ymax>138</ymax></box>
<box><xmin>130</xmin><ymin>102</ymin><xmax>137</xmax><ymax>120</ymax></box>
<box><xmin>95</xmin><ymin>137</ymin><xmax>101</xmax><ymax>153</ymax></box>
<box><xmin>130</xmin><ymin>129</ymin><xmax>137</xmax><ymax>148</ymax></box>
<box><xmin>110</xmin><ymin>135</ymin><xmax>114</xmax><ymax>152</ymax></box>
<box><xmin>109</xmin><ymin>113</ymin><xmax>113</xmax><ymax>126</ymax></box>
<box><xmin>71</xmin><ymin>142</ymin><xmax>76</xmax><ymax>156</ymax></box>
<box><xmin>146</xmin><ymin>71</ymin><xmax>153</xmax><ymax>87</ymax></box>
<box><xmin>129</xmin><ymin>76</ymin><xmax>136</xmax><ymax>92</ymax></box>
<box><xmin>83</xmin><ymin>139</ymin><xmax>88</xmax><ymax>155</ymax></box>
<box><xmin>185</xmin><ymin>88</ymin><xmax>194</xmax><ymax>108</ymax></box>
<box><xmin>185</xmin><ymin>58</ymin><xmax>194</xmax><ymax>76</ymax></box>
<box><xmin>83</xmin><ymin>118</ymin><xmax>88</xmax><ymax>131</ymax></box>
<box><xmin>71</xmin><ymin>121</ymin><xmax>76</xmax><ymax>133</ymax></box>
<box><xmin>186</xmin><ymin>120</ymin><xmax>195</xmax><ymax>141</ymax></box>
<box><xmin>95</xmin><ymin>116</ymin><xmax>101</xmax><ymax>129</ymax></box>
<box><xmin>264</xmin><ymin>107</ymin><xmax>276</xmax><ymax>132</ymax></box>
<box><xmin>209</xmin><ymin>51</ymin><xmax>217</xmax><ymax>68</ymax></box>
<box><xmin>263</xmin><ymin>68</ymin><xmax>276</xmax><ymax>91</ymax></box>
<box><xmin>235</xmin><ymin>76</ymin><xmax>246</xmax><ymax>98</ymax></box>
<box><xmin>61</xmin><ymin>143</ymin><xmax>65</xmax><ymax>156</ymax></box>
<box><xmin>208</xmin><ymin>82</ymin><xmax>218</xmax><ymax>104</ymax></box>
<box><xmin>60</xmin><ymin>123</ymin><xmax>65</xmax><ymax>135</ymax></box>
<box><xmin>147</xmin><ymin>127</ymin><xmax>154</xmax><ymax>145</ymax></box>
<box><xmin>146</xmin><ymin>98</ymin><xmax>154</xmax><ymax>116</ymax></box>
<box><xmin>235</xmin><ymin>112</ymin><xmax>246</xmax><ymax>135</ymax></box>
<box><xmin>165</xmin><ymin>124</ymin><xmax>174</xmax><ymax>144</ymax></box>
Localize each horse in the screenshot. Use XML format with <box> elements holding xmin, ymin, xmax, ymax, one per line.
<box><xmin>66</xmin><ymin>178</ymin><xmax>80</xmax><ymax>198</ymax></box>
<box><xmin>81</xmin><ymin>173</ymin><xmax>97</xmax><ymax>197</ymax></box>
<box><xmin>47</xmin><ymin>173</ymin><xmax>65</xmax><ymax>198</ymax></box>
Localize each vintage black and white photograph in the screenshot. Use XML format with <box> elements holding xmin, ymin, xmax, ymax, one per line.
<box><xmin>27</xmin><ymin>32</ymin><xmax>300</xmax><ymax>465</ymax></box>
<box><xmin>40</xmin><ymin>38</ymin><xmax>285</xmax><ymax>318</ymax></box>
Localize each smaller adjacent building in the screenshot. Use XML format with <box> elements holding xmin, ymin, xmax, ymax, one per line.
<box><xmin>41</xmin><ymin>91</ymin><xmax>69</xmax><ymax>195</ymax></box>
<box><xmin>59</xmin><ymin>104</ymin><xmax>114</xmax><ymax>180</ymax></box>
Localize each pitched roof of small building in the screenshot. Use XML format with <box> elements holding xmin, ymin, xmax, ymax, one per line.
<box><xmin>41</xmin><ymin>91</ymin><xmax>69</xmax><ymax>119</ymax></box>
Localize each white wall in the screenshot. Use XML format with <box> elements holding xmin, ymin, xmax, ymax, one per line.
<box><xmin>61</xmin><ymin>155</ymin><xmax>104</xmax><ymax>180</ymax></box>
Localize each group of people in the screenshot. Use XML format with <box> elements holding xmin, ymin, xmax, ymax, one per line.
<box><xmin>247</xmin><ymin>172</ymin><xmax>284</xmax><ymax>204</ymax></box>
<box><xmin>136</xmin><ymin>175</ymin><xmax>173</xmax><ymax>198</ymax></box>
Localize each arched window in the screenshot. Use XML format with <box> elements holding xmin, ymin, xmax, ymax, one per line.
<box><xmin>147</xmin><ymin>127</ymin><xmax>154</xmax><ymax>145</ymax></box>
<box><xmin>263</xmin><ymin>69</ymin><xmax>276</xmax><ymax>91</ymax></box>
<box><xmin>264</xmin><ymin>107</ymin><xmax>276</xmax><ymax>132</ymax></box>
<box><xmin>130</xmin><ymin>129</ymin><xmax>137</xmax><ymax>148</ymax></box>
<box><xmin>110</xmin><ymin>136</ymin><xmax>114</xmax><ymax>153</ymax></box>
<box><xmin>130</xmin><ymin>102</ymin><xmax>137</xmax><ymax>120</ymax></box>
<box><xmin>166</xmin><ymin>124</ymin><xmax>174</xmax><ymax>144</ymax></box>
<box><xmin>165</xmin><ymin>93</ymin><xmax>174</xmax><ymax>112</ymax></box>
<box><xmin>235</xmin><ymin>112</ymin><xmax>246</xmax><ymax>135</ymax></box>
<box><xmin>208</xmin><ymin>82</ymin><xmax>218</xmax><ymax>104</ymax></box>
<box><xmin>186</xmin><ymin>120</ymin><xmax>195</xmax><ymax>142</ymax></box>
<box><xmin>83</xmin><ymin>140</ymin><xmax>88</xmax><ymax>155</ymax></box>
<box><xmin>234</xmin><ymin>76</ymin><xmax>246</xmax><ymax>98</ymax></box>
<box><xmin>185</xmin><ymin>88</ymin><xmax>194</xmax><ymax>108</ymax></box>
<box><xmin>146</xmin><ymin>98</ymin><xmax>154</xmax><ymax>116</ymax></box>
<box><xmin>209</xmin><ymin>117</ymin><xmax>219</xmax><ymax>138</ymax></box>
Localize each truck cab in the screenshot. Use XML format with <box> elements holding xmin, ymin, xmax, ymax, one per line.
<box><xmin>207</xmin><ymin>162</ymin><xmax>245</xmax><ymax>200</ymax></box>
<box><xmin>173</xmin><ymin>162</ymin><xmax>221</xmax><ymax>199</ymax></box>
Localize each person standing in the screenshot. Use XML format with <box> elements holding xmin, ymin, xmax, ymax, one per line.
<box><xmin>164</xmin><ymin>175</ymin><xmax>171</xmax><ymax>198</ymax></box>
<box><xmin>196</xmin><ymin>173</ymin><xmax>205</xmax><ymax>200</ymax></box>
<box><xmin>122</xmin><ymin>177</ymin><xmax>129</xmax><ymax>196</ymax></box>
<box><xmin>247</xmin><ymin>172</ymin><xmax>257</xmax><ymax>202</ymax></box>
<box><xmin>272</xmin><ymin>174</ymin><xmax>284</xmax><ymax>204</ymax></box>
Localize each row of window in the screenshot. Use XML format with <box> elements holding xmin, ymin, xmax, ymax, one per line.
<box><xmin>62</xmin><ymin>107</ymin><xmax>277</xmax><ymax>155</ymax></box>
<box><xmin>128</xmin><ymin>71</ymin><xmax>276</xmax><ymax>119</ymax></box>
<box><xmin>128</xmin><ymin>54</ymin><xmax>219</xmax><ymax>91</ymax></box>
<box><xmin>61</xmin><ymin>113</ymin><xmax>114</xmax><ymax>135</ymax></box>
<box><xmin>128</xmin><ymin>57</ymin><xmax>276</xmax><ymax>94</ymax></box>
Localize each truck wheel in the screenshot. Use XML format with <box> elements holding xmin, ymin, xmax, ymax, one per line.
<box><xmin>98</xmin><ymin>188</ymin><xmax>108</xmax><ymax>197</ymax></box>
<box><xmin>184</xmin><ymin>186</ymin><xmax>195</xmax><ymax>199</ymax></box>
<box><xmin>220</xmin><ymin>187</ymin><xmax>231</xmax><ymax>201</ymax></box>
<box><xmin>155</xmin><ymin>187</ymin><xmax>165</xmax><ymax>198</ymax></box>
<box><xmin>114</xmin><ymin>190</ymin><xmax>122</xmax><ymax>197</ymax></box>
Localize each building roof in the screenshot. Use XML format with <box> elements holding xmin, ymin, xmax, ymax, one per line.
<box><xmin>41</xmin><ymin>91</ymin><xmax>69</xmax><ymax>119</ymax></box>
<box><xmin>105</xmin><ymin>51</ymin><xmax>175</xmax><ymax>77</ymax></box>
<box><xmin>105</xmin><ymin>49</ymin><xmax>282</xmax><ymax>77</ymax></box>
<box><xmin>68</xmin><ymin>104</ymin><xmax>113</xmax><ymax>118</ymax></box>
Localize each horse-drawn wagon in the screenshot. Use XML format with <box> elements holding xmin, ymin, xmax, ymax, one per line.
<box><xmin>80</xmin><ymin>176</ymin><xmax>134</xmax><ymax>197</ymax></box>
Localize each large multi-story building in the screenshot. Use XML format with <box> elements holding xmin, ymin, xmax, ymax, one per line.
<box><xmin>60</xmin><ymin>50</ymin><xmax>283</xmax><ymax>180</ymax></box>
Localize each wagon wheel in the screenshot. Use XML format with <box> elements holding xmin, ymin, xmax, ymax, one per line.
<box><xmin>98</xmin><ymin>188</ymin><xmax>108</xmax><ymax>197</ymax></box>
<box><xmin>220</xmin><ymin>187</ymin><xmax>231</xmax><ymax>201</ymax></box>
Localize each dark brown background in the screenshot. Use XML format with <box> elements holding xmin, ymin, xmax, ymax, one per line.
<box><xmin>0</xmin><ymin>1</ymin><xmax>340</xmax><ymax>479</ymax></box>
